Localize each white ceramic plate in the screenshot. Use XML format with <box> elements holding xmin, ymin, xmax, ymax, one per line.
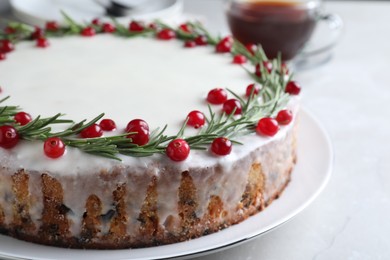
<box><xmin>0</xmin><ymin>108</ymin><xmax>333</xmax><ymax>260</ymax></box>
<box><xmin>10</xmin><ymin>0</ymin><xmax>183</xmax><ymax>26</ymax></box>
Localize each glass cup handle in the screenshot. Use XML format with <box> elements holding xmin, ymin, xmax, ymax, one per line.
<box><xmin>300</xmin><ymin>13</ymin><xmax>344</xmax><ymax>58</ymax></box>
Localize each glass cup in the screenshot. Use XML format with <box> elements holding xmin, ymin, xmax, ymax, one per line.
<box><xmin>226</xmin><ymin>0</ymin><xmax>342</xmax><ymax>61</ymax></box>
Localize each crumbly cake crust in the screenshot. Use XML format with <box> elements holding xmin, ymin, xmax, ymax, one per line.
<box><xmin>0</xmin><ymin>120</ymin><xmax>297</xmax><ymax>249</ymax></box>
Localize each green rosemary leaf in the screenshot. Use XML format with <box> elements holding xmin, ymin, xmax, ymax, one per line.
<box><xmin>71</xmin><ymin>113</ymin><xmax>104</xmax><ymax>135</ymax></box>
<box><xmin>111</xmin><ymin>17</ymin><xmax>128</xmax><ymax>35</ymax></box>
<box><xmin>61</xmin><ymin>10</ymin><xmax>82</xmax><ymax>33</ymax></box>
<box><xmin>176</xmin><ymin>118</ymin><xmax>189</xmax><ymax>138</ymax></box>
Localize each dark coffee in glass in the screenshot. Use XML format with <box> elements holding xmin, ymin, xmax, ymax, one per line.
<box><xmin>227</xmin><ymin>0</ymin><xmax>320</xmax><ymax>60</ymax></box>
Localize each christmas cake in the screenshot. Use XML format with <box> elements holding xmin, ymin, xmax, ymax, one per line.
<box><xmin>0</xmin><ymin>19</ymin><xmax>301</xmax><ymax>248</ymax></box>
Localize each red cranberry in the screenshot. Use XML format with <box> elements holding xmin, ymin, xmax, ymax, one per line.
<box><xmin>0</xmin><ymin>40</ymin><xmax>14</xmax><ymax>53</ymax></box>
<box><xmin>36</xmin><ymin>38</ymin><xmax>49</xmax><ymax>48</ymax></box>
<box><xmin>221</xmin><ymin>36</ymin><xmax>233</xmax><ymax>43</ymax></box>
<box><xmin>0</xmin><ymin>52</ymin><xmax>5</xmax><ymax>61</ymax></box>
<box><xmin>0</xmin><ymin>125</ymin><xmax>20</xmax><ymax>149</ymax></box>
<box><xmin>44</xmin><ymin>137</ymin><xmax>66</xmax><ymax>159</ymax></box>
<box><xmin>195</xmin><ymin>35</ymin><xmax>208</xmax><ymax>46</ymax></box>
<box><xmin>81</xmin><ymin>27</ymin><xmax>96</xmax><ymax>37</ymax></box>
<box><xmin>223</xmin><ymin>99</ymin><xmax>242</xmax><ymax>115</ymax></box>
<box><xmin>102</xmin><ymin>23</ymin><xmax>116</xmax><ymax>33</ymax></box>
<box><xmin>14</xmin><ymin>112</ymin><xmax>32</xmax><ymax>126</ymax></box>
<box><xmin>166</xmin><ymin>139</ymin><xmax>190</xmax><ymax>162</ymax></box>
<box><xmin>4</xmin><ymin>27</ymin><xmax>16</xmax><ymax>34</ymax></box>
<box><xmin>45</xmin><ymin>21</ymin><xmax>59</xmax><ymax>31</ymax></box>
<box><xmin>148</xmin><ymin>23</ymin><xmax>157</xmax><ymax>30</ymax></box>
<box><xmin>92</xmin><ymin>18</ymin><xmax>101</xmax><ymax>26</ymax></box>
<box><xmin>285</xmin><ymin>81</ymin><xmax>301</xmax><ymax>95</ymax></box>
<box><xmin>126</xmin><ymin>119</ymin><xmax>149</xmax><ymax>132</ymax></box>
<box><xmin>211</xmin><ymin>137</ymin><xmax>232</xmax><ymax>156</ymax></box>
<box><xmin>245</xmin><ymin>83</ymin><xmax>260</xmax><ymax>97</ymax></box>
<box><xmin>126</xmin><ymin>119</ymin><xmax>150</xmax><ymax>146</ymax></box>
<box><xmin>276</xmin><ymin>110</ymin><xmax>293</xmax><ymax>125</ymax></box>
<box><xmin>184</xmin><ymin>40</ymin><xmax>196</xmax><ymax>48</ymax></box>
<box><xmin>255</xmin><ymin>61</ymin><xmax>273</xmax><ymax>77</ymax></box>
<box><xmin>216</xmin><ymin>40</ymin><xmax>232</xmax><ymax>53</ymax></box>
<box><xmin>31</xmin><ymin>27</ymin><xmax>44</xmax><ymax>39</ymax></box>
<box><xmin>80</xmin><ymin>124</ymin><xmax>103</xmax><ymax>138</ymax></box>
<box><xmin>207</xmin><ymin>88</ymin><xmax>228</xmax><ymax>105</ymax></box>
<box><xmin>129</xmin><ymin>21</ymin><xmax>144</xmax><ymax>32</ymax></box>
<box><xmin>256</xmin><ymin>118</ymin><xmax>279</xmax><ymax>137</ymax></box>
<box><xmin>281</xmin><ymin>62</ymin><xmax>290</xmax><ymax>74</ymax></box>
<box><xmin>186</xmin><ymin>110</ymin><xmax>206</xmax><ymax>129</ymax></box>
<box><xmin>245</xmin><ymin>43</ymin><xmax>256</xmax><ymax>55</ymax></box>
<box><xmin>99</xmin><ymin>119</ymin><xmax>116</xmax><ymax>131</ymax></box>
<box><xmin>157</xmin><ymin>29</ymin><xmax>176</xmax><ymax>40</ymax></box>
<box><xmin>233</xmin><ymin>54</ymin><xmax>247</xmax><ymax>64</ymax></box>
<box><xmin>179</xmin><ymin>23</ymin><xmax>191</xmax><ymax>33</ymax></box>
<box><xmin>126</xmin><ymin>125</ymin><xmax>149</xmax><ymax>146</ymax></box>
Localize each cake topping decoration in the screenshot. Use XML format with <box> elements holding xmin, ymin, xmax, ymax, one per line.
<box><xmin>211</xmin><ymin>137</ymin><xmax>232</xmax><ymax>156</ymax></box>
<box><xmin>157</xmin><ymin>28</ymin><xmax>176</xmax><ymax>40</ymax></box>
<box><xmin>245</xmin><ymin>83</ymin><xmax>260</xmax><ymax>97</ymax></box>
<box><xmin>222</xmin><ymin>99</ymin><xmax>242</xmax><ymax>115</ymax></box>
<box><xmin>166</xmin><ymin>138</ymin><xmax>190</xmax><ymax>162</ymax></box>
<box><xmin>45</xmin><ymin>21</ymin><xmax>60</xmax><ymax>32</ymax></box>
<box><xmin>0</xmin><ymin>39</ymin><xmax>14</xmax><ymax>53</ymax></box>
<box><xmin>194</xmin><ymin>35</ymin><xmax>208</xmax><ymax>46</ymax></box>
<box><xmin>102</xmin><ymin>23</ymin><xmax>116</xmax><ymax>33</ymax></box>
<box><xmin>179</xmin><ymin>23</ymin><xmax>192</xmax><ymax>34</ymax></box>
<box><xmin>99</xmin><ymin>119</ymin><xmax>117</xmax><ymax>131</ymax></box>
<box><xmin>285</xmin><ymin>81</ymin><xmax>302</xmax><ymax>95</ymax></box>
<box><xmin>129</xmin><ymin>21</ymin><xmax>145</xmax><ymax>32</ymax></box>
<box><xmin>0</xmin><ymin>15</ymin><xmax>300</xmax><ymax>161</ymax></box>
<box><xmin>80</xmin><ymin>124</ymin><xmax>103</xmax><ymax>138</ymax></box>
<box><xmin>4</xmin><ymin>26</ymin><xmax>16</xmax><ymax>35</ymax></box>
<box><xmin>126</xmin><ymin>119</ymin><xmax>150</xmax><ymax>146</ymax></box>
<box><xmin>36</xmin><ymin>37</ymin><xmax>50</xmax><ymax>48</ymax></box>
<box><xmin>216</xmin><ymin>38</ymin><xmax>233</xmax><ymax>53</ymax></box>
<box><xmin>256</xmin><ymin>118</ymin><xmax>280</xmax><ymax>137</ymax></box>
<box><xmin>81</xmin><ymin>27</ymin><xmax>96</xmax><ymax>37</ymax></box>
<box><xmin>91</xmin><ymin>18</ymin><xmax>101</xmax><ymax>26</ymax></box>
<box><xmin>186</xmin><ymin>110</ymin><xmax>206</xmax><ymax>129</ymax></box>
<box><xmin>255</xmin><ymin>61</ymin><xmax>273</xmax><ymax>78</ymax></box>
<box><xmin>245</xmin><ymin>43</ymin><xmax>257</xmax><ymax>55</ymax></box>
<box><xmin>184</xmin><ymin>40</ymin><xmax>197</xmax><ymax>48</ymax></box>
<box><xmin>0</xmin><ymin>125</ymin><xmax>19</xmax><ymax>148</ymax></box>
<box><xmin>126</xmin><ymin>119</ymin><xmax>150</xmax><ymax>132</ymax></box>
<box><xmin>276</xmin><ymin>110</ymin><xmax>293</xmax><ymax>125</ymax></box>
<box><xmin>14</xmin><ymin>111</ymin><xmax>32</xmax><ymax>126</ymax></box>
<box><xmin>44</xmin><ymin>137</ymin><xmax>66</xmax><ymax>158</ymax></box>
<box><xmin>31</xmin><ymin>27</ymin><xmax>44</xmax><ymax>40</ymax></box>
<box><xmin>233</xmin><ymin>54</ymin><xmax>247</xmax><ymax>64</ymax></box>
<box><xmin>207</xmin><ymin>88</ymin><xmax>228</xmax><ymax>105</ymax></box>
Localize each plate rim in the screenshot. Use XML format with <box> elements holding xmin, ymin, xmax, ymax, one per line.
<box><xmin>0</xmin><ymin>107</ymin><xmax>333</xmax><ymax>260</ymax></box>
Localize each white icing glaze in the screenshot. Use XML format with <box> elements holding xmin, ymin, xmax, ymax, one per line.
<box><xmin>0</xmin><ymin>35</ymin><xmax>297</xmax><ymax>174</ymax></box>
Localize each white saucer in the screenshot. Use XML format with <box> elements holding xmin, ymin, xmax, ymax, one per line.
<box><xmin>0</xmin><ymin>108</ymin><xmax>333</xmax><ymax>260</ymax></box>
<box><xmin>294</xmin><ymin>13</ymin><xmax>344</xmax><ymax>70</ymax></box>
<box><xmin>9</xmin><ymin>0</ymin><xmax>183</xmax><ymax>26</ymax></box>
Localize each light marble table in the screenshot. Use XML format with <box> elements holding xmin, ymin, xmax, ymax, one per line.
<box><xmin>182</xmin><ymin>1</ymin><xmax>390</xmax><ymax>260</ymax></box>
<box><xmin>1</xmin><ymin>1</ymin><xmax>389</xmax><ymax>260</ymax></box>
